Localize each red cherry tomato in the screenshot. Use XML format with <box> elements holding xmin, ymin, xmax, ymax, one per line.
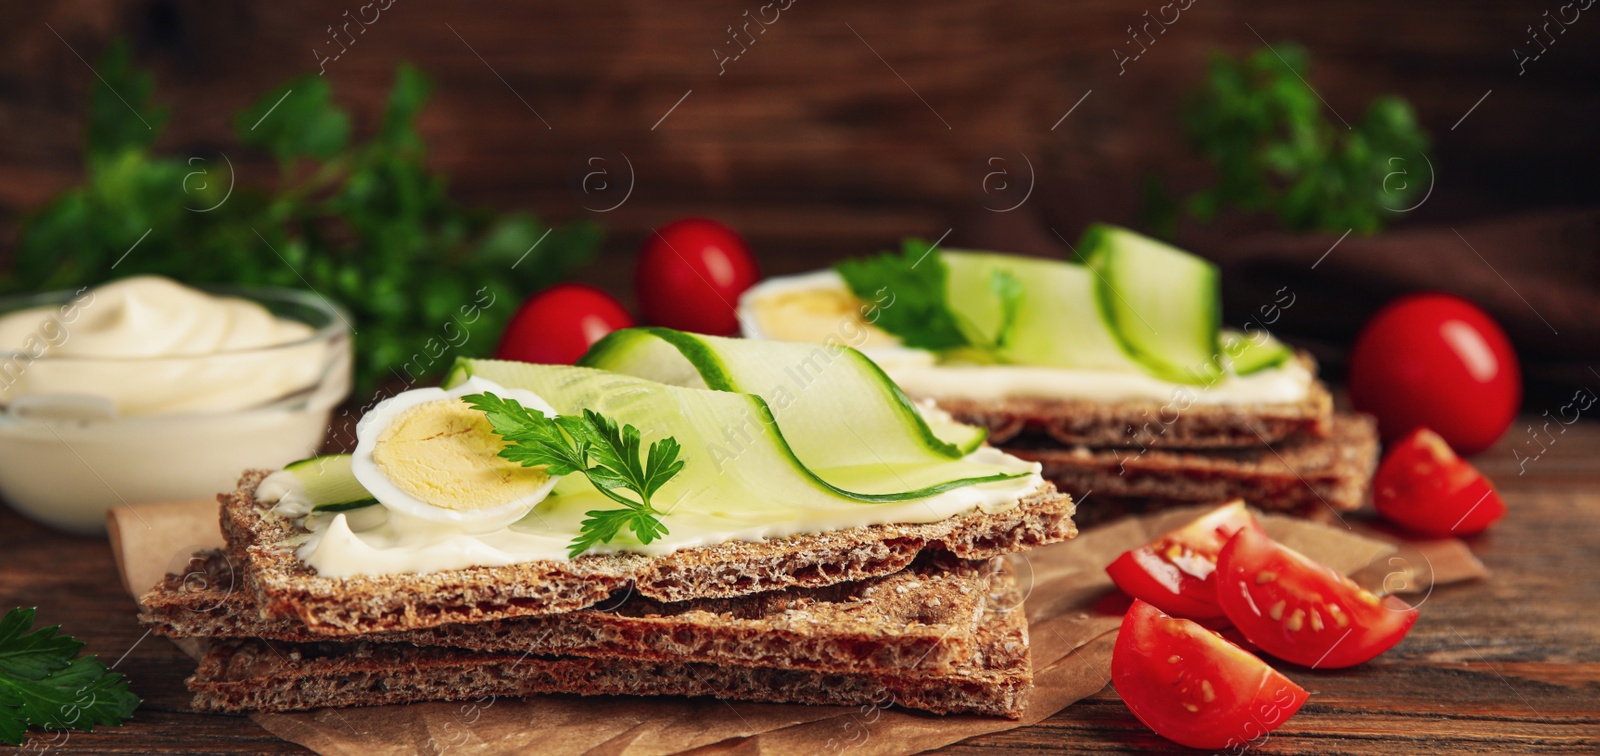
<box><xmin>1106</xmin><ymin>501</ymin><xmax>1265</xmax><ymax>621</ymax></box>
<box><xmin>495</xmin><ymin>284</ymin><xmax>634</xmax><ymax>365</ymax></box>
<box><xmin>1348</xmin><ymin>293</ymin><xmax>1520</xmax><ymax>455</ymax></box>
<box><xmin>636</xmin><ymin>218</ymin><xmax>760</xmax><ymax>335</ymax></box>
<box><xmin>1112</xmin><ymin>599</ymin><xmax>1309</xmax><ymax>751</ymax></box>
<box><xmin>1215</xmin><ymin>528</ymin><xmax>1417</xmax><ymax>669</ymax></box>
<box><xmin>1374</xmin><ymin>427</ymin><xmax>1507</xmax><ymax>537</ymax></box>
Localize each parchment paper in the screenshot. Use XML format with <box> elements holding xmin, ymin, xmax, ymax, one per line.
<box><xmin>108</xmin><ymin>501</ymin><xmax>1486</xmax><ymax>756</ymax></box>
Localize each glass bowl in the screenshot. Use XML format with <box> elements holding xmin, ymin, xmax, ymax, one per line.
<box><xmin>0</xmin><ymin>285</ymin><xmax>352</xmax><ymax>534</ymax></box>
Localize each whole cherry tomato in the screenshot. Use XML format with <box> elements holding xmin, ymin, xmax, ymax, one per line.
<box><xmin>1348</xmin><ymin>293</ymin><xmax>1520</xmax><ymax>455</ymax></box>
<box><xmin>495</xmin><ymin>284</ymin><xmax>634</xmax><ymax>365</ymax></box>
<box><xmin>636</xmin><ymin>218</ymin><xmax>760</xmax><ymax>335</ymax></box>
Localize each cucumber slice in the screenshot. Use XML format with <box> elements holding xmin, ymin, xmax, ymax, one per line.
<box><xmin>447</xmin><ymin>359</ymin><xmax>1031</xmax><ymax>501</ymax></box>
<box><xmin>1078</xmin><ymin>224</ymin><xmax>1223</xmax><ymax>385</ymax></box>
<box><xmin>580</xmin><ymin>327</ymin><xmax>987</xmax><ymax>459</ymax></box>
<box><xmin>1221</xmin><ymin>329</ymin><xmax>1296</xmax><ymax>374</ymax></box>
<box><xmin>941</xmin><ymin>251</ymin><xmax>1144</xmax><ymax>371</ymax></box>
<box><xmin>255</xmin><ymin>455</ymin><xmax>377</xmax><ymax>517</ymax></box>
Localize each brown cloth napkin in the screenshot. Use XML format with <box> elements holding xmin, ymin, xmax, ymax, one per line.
<box><xmin>108</xmin><ymin>501</ymin><xmax>1485</xmax><ymax>756</ymax></box>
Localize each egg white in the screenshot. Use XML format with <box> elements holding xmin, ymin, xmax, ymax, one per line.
<box><xmin>350</xmin><ymin>375</ymin><xmax>562</xmax><ymax>533</ymax></box>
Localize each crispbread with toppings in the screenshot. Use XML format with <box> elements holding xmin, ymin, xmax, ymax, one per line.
<box><xmin>221</xmin><ymin>470</ymin><xmax>1074</xmax><ymax>636</ymax></box>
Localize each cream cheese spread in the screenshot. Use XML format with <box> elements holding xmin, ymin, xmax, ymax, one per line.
<box><xmin>294</xmin><ymin>446</ymin><xmax>1044</xmax><ymax>577</ymax></box>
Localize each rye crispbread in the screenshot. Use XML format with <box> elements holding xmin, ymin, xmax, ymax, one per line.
<box><xmin>1013</xmin><ymin>413</ymin><xmax>1378</xmax><ymax>523</ymax></box>
<box><xmin>928</xmin><ymin>355</ymin><xmax>1333</xmax><ymax>450</ymax></box>
<box><xmin>143</xmin><ymin>549</ymin><xmax>1022</xmax><ymax>674</ymax></box>
<box><xmin>222</xmin><ymin>471</ymin><xmax>1074</xmax><ymax>636</ymax></box>
<box><xmin>185</xmin><ymin>570</ymin><xmax>1032</xmax><ymax>718</ymax></box>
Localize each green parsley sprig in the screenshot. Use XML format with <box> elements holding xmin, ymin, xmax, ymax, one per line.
<box><xmin>462</xmin><ymin>392</ymin><xmax>684</xmax><ymax>558</ymax></box>
<box><xmin>834</xmin><ymin>239</ymin><xmax>1024</xmax><ymax>360</ymax></box>
<box><xmin>0</xmin><ymin>608</ymin><xmax>140</xmax><ymax>746</ymax></box>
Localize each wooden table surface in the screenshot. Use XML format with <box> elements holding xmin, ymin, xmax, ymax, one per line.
<box><xmin>2</xmin><ymin>416</ymin><xmax>1597</xmax><ymax>754</ymax></box>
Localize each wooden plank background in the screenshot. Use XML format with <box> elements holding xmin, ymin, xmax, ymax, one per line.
<box><xmin>1</xmin><ymin>0</ymin><xmax>1596</xmax><ymax>272</ymax></box>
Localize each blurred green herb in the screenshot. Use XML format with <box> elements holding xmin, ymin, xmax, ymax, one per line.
<box><xmin>1144</xmin><ymin>43</ymin><xmax>1432</xmax><ymax>237</ymax></box>
<box><xmin>4</xmin><ymin>42</ymin><xmax>601</xmax><ymax>397</ymax></box>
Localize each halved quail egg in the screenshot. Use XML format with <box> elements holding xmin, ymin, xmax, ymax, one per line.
<box><xmin>350</xmin><ymin>376</ymin><xmax>560</xmax><ymax>532</ymax></box>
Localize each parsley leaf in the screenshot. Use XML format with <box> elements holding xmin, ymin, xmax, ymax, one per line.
<box><xmin>0</xmin><ymin>608</ymin><xmax>140</xmax><ymax>746</ymax></box>
<box><xmin>835</xmin><ymin>239</ymin><xmax>1027</xmax><ymax>360</ymax></box>
<box><xmin>462</xmin><ymin>392</ymin><xmax>589</xmax><ymax>476</ymax></box>
<box><xmin>461</xmin><ymin>393</ymin><xmax>681</xmax><ymax>558</ymax></box>
<box><xmin>835</xmin><ymin>238</ymin><xmax>969</xmax><ymax>350</ymax></box>
<box><xmin>565</xmin><ymin>508</ymin><xmax>640</xmax><ymax>558</ymax></box>
<box><xmin>576</xmin><ymin>409</ymin><xmax>685</xmax><ymax>503</ymax></box>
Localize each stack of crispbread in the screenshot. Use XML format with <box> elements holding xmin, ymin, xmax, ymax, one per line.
<box><xmin>139</xmin><ymin>470</ymin><xmax>1076</xmax><ymax>718</ymax></box>
<box><xmin>928</xmin><ymin>356</ymin><xmax>1379</xmax><ymax>525</ymax></box>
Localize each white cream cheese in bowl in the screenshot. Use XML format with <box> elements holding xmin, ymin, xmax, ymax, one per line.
<box><xmin>0</xmin><ymin>276</ymin><xmax>351</xmax><ymax>534</ymax></box>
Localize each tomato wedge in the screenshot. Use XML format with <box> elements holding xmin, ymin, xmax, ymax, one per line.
<box><xmin>1113</xmin><ymin>599</ymin><xmax>1308</xmax><ymax>750</ymax></box>
<box><xmin>1374</xmin><ymin>427</ymin><xmax>1507</xmax><ymax>537</ymax></box>
<box><xmin>1215</xmin><ymin>528</ymin><xmax>1418</xmax><ymax>669</ymax></box>
<box><xmin>1105</xmin><ymin>501</ymin><xmax>1265</xmax><ymax>620</ymax></box>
